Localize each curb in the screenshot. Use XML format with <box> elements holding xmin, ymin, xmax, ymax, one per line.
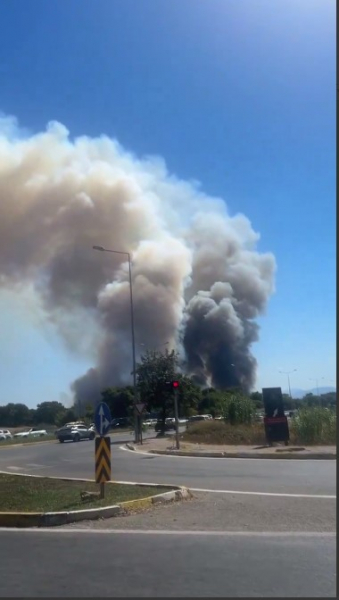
<box><xmin>126</xmin><ymin>443</ymin><xmax>136</xmax><ymax>451</ymax></box>
<box><xmin>0</xmin><ymin>474</ymin><xmax>192</xmax><ymax>528</ymax></box>
<box><xmin>127</xmin><ymin>445</ymin><xmax>336</xmax><ymax>460</ymax></box>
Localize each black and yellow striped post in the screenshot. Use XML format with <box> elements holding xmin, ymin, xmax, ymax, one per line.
<box><xmin>95</xmin><ymin>436</ymin><xmax>111</xmax><ymax>498</ymax></box>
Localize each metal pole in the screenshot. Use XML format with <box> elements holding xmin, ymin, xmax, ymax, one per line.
<box><xmin>128</xmin><ymin>256</ymin><xmax>139</xmax><ymax>444</ymax></box>
<box><xmin>279</xmin><ymin>369</ymin><xmax>296</xmax><ymax>399</ymax></box>
<box><xmin>174</xmin><ymin>389</ymin><xmax>180</xmax><ymax>450</ymax></box>
<box><xmin>93</xmin><ymin>246</ymin><xmax>139</xmax><ymax>444</ymax></box>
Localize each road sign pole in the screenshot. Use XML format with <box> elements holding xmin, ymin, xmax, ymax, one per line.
<box><xmin>100</xmin><ymin>482</ymin><xmax>105</xmax><ymax>499</ymax></box>
<box><xmin>174</xmin><ymin>389</ymin><xmax>180</xmax><ymax>450</ymax></box>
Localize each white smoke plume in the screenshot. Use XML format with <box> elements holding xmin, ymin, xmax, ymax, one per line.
<box><xmin>0</xmin><ymin>116</ymin><xmax>276</xmax><ymax>405</ymax></box>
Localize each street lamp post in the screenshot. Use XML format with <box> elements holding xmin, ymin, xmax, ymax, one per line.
<box><xmin>93</xmin><ymin>245</ymin><xmax>139</xmax><ymax>443</ymax></box>
<box><xmin>279</xmin><ymin>369</ymin><xmax>297</xmax><ymax>399</ymax></box>
<box><xmin>309</xmin><ymin>377</ymin><xmax>325</xmax><ymax>398</ymax></box>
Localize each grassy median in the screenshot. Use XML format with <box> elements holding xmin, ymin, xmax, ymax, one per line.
<box><xmin>0</xmin><ymin>434</ymin><xmax>56</xmax><ymax>447</ymax></box>
<box><xmin>0</xmin><ymin>474</ymin><xmax>170</xmax><ymax>512</ymax></box>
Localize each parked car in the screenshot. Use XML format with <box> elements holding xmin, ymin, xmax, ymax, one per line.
<box><xmin>154</xmin><ymin>419</ymin><xmax>176</xmax><ymax>432</ymax></box>
<box><xmin>56</xmin><ymin>424</ymin><xmax>96</xmax><ymax>443</ymax></box>
<box><xmin>186</xmin><ymin>415</ymin><xmax>212</xmax><ymax>428</ymax></box>
<box><xmin>0</xmin><ymin>429</ymin><xmax>12</xmax><ymax>440</ymax></box>
<box><xmin>13</xmin><ymin>427</ymin><xmax>48</xmax><ymax>438</ymax></box>
<box><xmin>111</xmin><ymin>418</ymin><xmax>130</xmax><ymax>429</ymax></box>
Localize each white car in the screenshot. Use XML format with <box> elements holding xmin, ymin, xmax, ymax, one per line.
<box><xmin>0</xmin><ymin>429</ymin><xmax>12</xmax><ymax>439</ymax></box>
<box><xmin>13</xmin><ymin>427</ymin><xmax>48</xmax><ymax>438</ymax></box>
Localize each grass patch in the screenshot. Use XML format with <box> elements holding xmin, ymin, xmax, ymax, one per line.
<box><xmin>291</xmin><ymin>408</ymin><xmax>336</xmax><ymax>445</ymax></box>
<box><xmin>0</xmin><ymin>434</ymin><xmax>56</xmax><ymax>446</ymax></box>
<box><xmin>184</xmin><ymin>420</ymin><xmax>266</xmax><ymax>445</ymax></box>
<box><xmin>183</xmin><ymin>411</ymin><xmax>337</xmax><ymax>446</ymax></box>
<box><xmin>0</xmin><ymin>474</ymin><xmax>170</xmax><ymax>512</ymax></box>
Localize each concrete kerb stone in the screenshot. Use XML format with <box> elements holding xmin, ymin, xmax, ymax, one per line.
<box><xmin>127</xmin><ymin>445</ymin><xmax>336</xmax><ymax>460</ymax></box>
<box><xmin>0</xmin><ymin>471</ymin><xmax>192</xmax><ymax>528</ymax></box>
<box><xmin>125</xmin><ymin>442</ymin><xmax>136</xmax><ymax>451</ymax></box>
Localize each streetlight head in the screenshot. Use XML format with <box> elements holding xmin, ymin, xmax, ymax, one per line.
<box><xmin>93</xmin><ymin>245</ymin><xmax>105</xmax><ymax>251</ymax></box>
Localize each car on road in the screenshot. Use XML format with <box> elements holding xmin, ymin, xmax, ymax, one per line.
<box><xmin>56</xmin><ymin>424</ymin><xmax>96</xmax><ymax>443</ymax></box>
<box><xmin>0</xmin><ymin>429</ymin><xmax>12</xmax><ymax>441</ymax></box>
<box><xmin>13</xmin><ymin>427</ymin><xmax>48</xmax><ymax>438</ymax></box>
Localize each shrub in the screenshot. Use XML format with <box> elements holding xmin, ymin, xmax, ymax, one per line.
<box><xmin>183</xmin><ymin>408</ymin><xmax>337</xmax><ymax>446</ymax></box>
<box><xmin>290</xmin><ymin>407</ymin><xmax>336</xmax><ymax>445</ymax></box>
<box><xmin>224</xmin><ymin>394</ymin><xmax>256</xmax><ymax>425</ymax></box>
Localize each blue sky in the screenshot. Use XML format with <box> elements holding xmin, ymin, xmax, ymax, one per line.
<box><xmin>0</xmin><ymin>0</ymin><xmax>336</xmax><ymax>407</ymax></box>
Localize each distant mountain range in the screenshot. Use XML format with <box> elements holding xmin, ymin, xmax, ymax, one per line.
<box><xmin>287</xmin><ymin>386</ymin><xmax>336</xmax><ymax>399</ymax></box>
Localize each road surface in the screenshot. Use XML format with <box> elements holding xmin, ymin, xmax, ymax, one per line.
<box><xmin>0</xmin><ymin>434</ymin><xmax>335</xmax><ymax>496</ymax></box>
<box><xmin>0</xmin><ymin>529</ymin><xmax>335</xmax><ymax>598</ymax></box>
<box><xmin>0</xmin><ymin>433</ymin><xmax>336</xmax><ymax>597</ymax></box>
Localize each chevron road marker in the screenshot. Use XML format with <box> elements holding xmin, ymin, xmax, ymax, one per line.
<box><xmin>95</xmin><ymin>436</ymin><xmax>111</xmax><ymax>497</ymax></box>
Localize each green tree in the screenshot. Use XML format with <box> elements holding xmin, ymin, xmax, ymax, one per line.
<box><xmin>55</xmin><ymin>407</ymin><xmax>77</xmax><ymax>427</ymax></box>
<box><xmin>199</xmin><ymin>388</ymin><xmax>228</xmax><ymax>417</ymax></box>
<box><xmin>176</xmin><ymin>375</ymin><xmax>200</xmax><ymax>417</ymax></box>
<box><xmin>0</xmin><ymin>403</ymin><xmax>32</xmax><ymax>427</ymax></box>
<box><xmin>136</xmin><ymin>349</ymin><xmax>179</xmax><ymax>433</ymax></box>
<box><xmin>250</xmin><ymin>391</ymin><xmax>263</xmax><ymax>409</ymax></box>
<box><xmin>84</xmin><ymin>404</ymin><xmax>95</xmax><ymax>423</ymax></box>
<box><xmin>34</xmin><ymin>401</ymin><xmax>65</xmax><ymax>425</ymax></box>
<box><xmin>101</xmin><ymin>386</ymin><xmax>134</xmax><ymax>420</ymax></box>
<box><xmin>224</xmin><ymin>392</ymin><xmax>256</xmax><ymax>424</ymax></box>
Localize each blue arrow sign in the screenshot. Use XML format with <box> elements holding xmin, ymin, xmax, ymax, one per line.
<box><xmin>94</xmin><ymin>402</ymin><xmax>112</xmax><ymax>437</ymax></box>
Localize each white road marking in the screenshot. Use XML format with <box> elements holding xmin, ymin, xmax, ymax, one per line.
<box><xmin>115</xmin><ymin>480</ymin><xmax>336</xmax><ymax>499</ymax></box>
<box><xmin>0</xmin><ymin>528</ymin><xmax>335</xmax><ymax>537</ymax></box>
<box><xmin>188</xmin><ymin>487</ymin><xmax>336</xmax><ymax>499</ymax></box>
<box><xmin>119</xmin><ymin>444</ymin><xmax>335</xmax><ymax>462</ymax></box>
<box><xmin>6</xmin><ymin>466</ymin><xmax>22</xmax><ymax>471</ymax></box>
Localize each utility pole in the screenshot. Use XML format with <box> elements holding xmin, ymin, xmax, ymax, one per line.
<box><xmin>279</xmin><ymin>369</ymin><xmax>297</xmax><ymax>399</ymax></box>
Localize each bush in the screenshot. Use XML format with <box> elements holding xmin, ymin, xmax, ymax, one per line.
<box><xmin>290</xmin><ymin>407</ymin><xmax>336</xmax><ymax>445</ymax></box>
<box><xmin>183</xmin><ymin>408</ymin><xmax>337</xmax><ymax>446</ymax></box>
<box><xmin>224</xmin><ymin>394</ymin><xmax>256</xmax><ymax>425</ymax></box>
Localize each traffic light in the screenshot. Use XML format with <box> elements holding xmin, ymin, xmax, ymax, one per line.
<box><xmin>165</xmin><ymin>380</ymin><xmax>180</xmax><ymax>391</ymax></box>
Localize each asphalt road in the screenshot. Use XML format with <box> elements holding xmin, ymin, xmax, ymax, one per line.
<box><xmin>0</xmin><ymin>529</ymin><xmax>335</xmax><ymax>597</ymax></box>
<box><xmin>0</xmin><ymin>434</ymin><xmax>336</xmax><ymax>496</ymax></box>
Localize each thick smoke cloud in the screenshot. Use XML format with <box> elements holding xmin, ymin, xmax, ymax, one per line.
<box><xmin>0</xmin><ymin>116</ymin><xmax>276</xmax><ymax>404</ymax></box>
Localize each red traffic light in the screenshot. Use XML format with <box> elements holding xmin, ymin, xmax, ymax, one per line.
<box><xmin>172</xmin><ymin>381</ymin><xmax>179</xmax><ymax>388</ymax></box>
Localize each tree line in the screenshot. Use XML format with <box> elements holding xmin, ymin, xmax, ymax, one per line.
<box><xmin>0</xmin><ymin>349</ymin><xmax>336</xmax><ymax>427</ymax></box>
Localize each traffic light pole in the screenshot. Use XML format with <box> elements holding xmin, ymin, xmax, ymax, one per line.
<box><xmin>174</xmin><ymin>388</ymin><xmax>180</xmax><ymax>450</ymax></box>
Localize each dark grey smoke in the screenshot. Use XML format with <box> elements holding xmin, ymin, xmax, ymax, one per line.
<box><xmin>0</xmin><ymin>116</ymin><xmax>276</xmax><ymax>406</ymax></box>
